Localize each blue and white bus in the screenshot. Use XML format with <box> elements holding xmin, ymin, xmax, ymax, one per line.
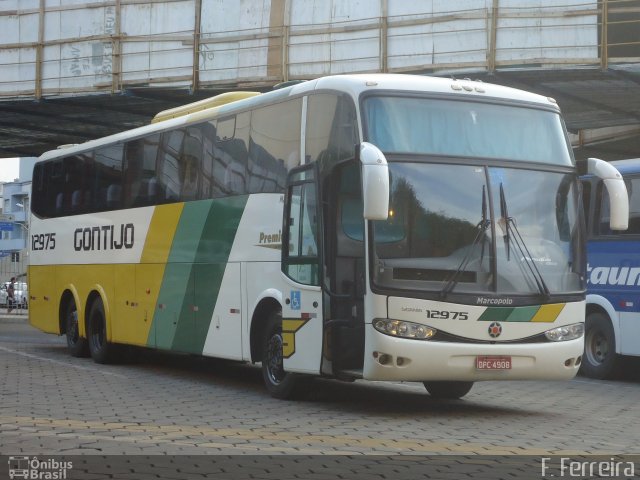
<box><xmin>582</xmin><ymin>158</ymin><xmax>639</xmax><ymax>378</ymax></box>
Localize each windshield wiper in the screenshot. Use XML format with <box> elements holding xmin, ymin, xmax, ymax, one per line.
<box><xmin>441</xmin><ymin>186</ymin><xmax>490</xmax><ymax>298</ymax></box>
<box><xmin>499</xmin><ymin>183</ymin><xmax>550</xmax><ymax>298</ymax></box>
<box><xmin>499</xmin><ymin>183</ymin><xmax>511</xmax><ymax>261</ymax></box>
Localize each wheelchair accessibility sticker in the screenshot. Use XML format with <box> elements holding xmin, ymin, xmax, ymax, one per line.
<box><xmin>290</xmin><ymin>290</ymin><xmax>301</xmax><ymax>310</ymax></box>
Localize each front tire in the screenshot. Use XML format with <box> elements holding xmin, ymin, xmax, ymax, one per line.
<box><xmin>581</xmin><ymin>312</ymin><xmax>620</xmax><ymax>379</ymax></box>
<box><xmin>87</xmin><ymin>298</ymin><xmax>116</xmax><ymax>364</ymax></box>
<box><xmin>65</xmin><ymin>300</ymin><xmax>88</xmax><ymax>357</ymax></box>
<box><xmin>261</xmin><ymin>310</ymin><xmax>298</xmax><ymax>399</ymax></box>
<box><xmin>424</xmin><ymin>381</ymin><xmax>474</xmax><ymax>399</ymax></box>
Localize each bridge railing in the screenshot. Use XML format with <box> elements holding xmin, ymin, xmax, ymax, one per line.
<box><xmin>0</xmin><ymin>0</ymin><xmax>638</xmax><ymax>98</ymax></box>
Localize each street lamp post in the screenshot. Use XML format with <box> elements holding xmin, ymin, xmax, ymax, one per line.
<box><xmin>14</xmin><ymin>202</ymin><xmax>28</xmax><ymax>279</ymax></box>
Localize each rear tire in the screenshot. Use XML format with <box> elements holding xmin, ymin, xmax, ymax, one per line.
<box><xmin>65</xmin><ymin>299</ymin><xmax>89</xmax><ymax>357</ymax></box>
<box><xmin>261</xmin><ymin>310</ymin><xmax>299</xmax><ymax>399</ymax></box>
<box><xmin>87</xmin><ymin>298</ymin><xmax>116</xmax><ymax>364</ymax></box>
<box><xmin>423</xmin><ymin>381</ymin><xmax>474</xmax><ymax>399</ymax></box>
<box><xmin>581</xmin><ymin>312</ymin><xmax>620</xmax><ymax>379</ymax></box>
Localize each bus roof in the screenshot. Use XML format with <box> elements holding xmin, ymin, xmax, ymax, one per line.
<box><xmin>308</xmin><ymin>74</ymin><xmax>557</xmax><ymax>107</ymax></box>
<box><xmin>36</xmin><ymin>73</ymin><xmax>559</xmax><ymax>163</ymax></box>
<box><xmin>610</xmin><ymin>158</ymin><xmax>640</xmax><ymax>175</ymax></box>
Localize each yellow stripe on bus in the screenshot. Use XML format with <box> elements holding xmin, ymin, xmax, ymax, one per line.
<box><xmin>140</xmin><ymin>203</ymin><xmax>184</xmax><ymax>264</ymax></box>
<box><xmin>530</xmin><ymin>303</ymin><xmax>565</xmax><ymax>323</ymax></box>
<box><xmin>128</xmin><ymin>203</ymin><xmax>185</xmax><ymax>346</ymax></box>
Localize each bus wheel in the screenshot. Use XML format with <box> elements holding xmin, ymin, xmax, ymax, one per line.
<box><xmin>581</xmin><ymin>312</ymin><xmax>620</xmax><ymax>379</ymax></box>
<box><xmin>261</xmin><ymin>310</ymin><xmax>298</xmax><ymax>399</ymax></box>
<box><xmin>423</xmin><ymin>381</ymin><xmax>474</xmax><ymax>399</ymax></box>
<box><xmin>87</xmin><ymin>298</ymin><xmax>115</xmax><ymax>364</ymax></box>
<box><xmin>65</xmin><ymin>300</ymin><xmax>88</xmax><ymax>357</ymax></box>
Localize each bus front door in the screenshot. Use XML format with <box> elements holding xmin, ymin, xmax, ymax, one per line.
<box><xmin>281</xmin><ymin>165</ymin><xmax>323</xmax><ymax>375</ymax></box>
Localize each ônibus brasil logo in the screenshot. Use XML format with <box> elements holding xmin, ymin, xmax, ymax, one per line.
<box><xmin>8</xmin><ymin>456</ymin><xmax>73</xmax><ymax>480</ymax></box>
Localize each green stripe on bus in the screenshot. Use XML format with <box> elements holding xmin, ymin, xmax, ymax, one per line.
<box><xmin>153</xmin><ymin>201</ymin><xmax>210</xmax><ymax>351</ymax></box>
<box><xmin>478</xmin><ymin>307</ymin><xmax>514</xmax><ymax>322</ymax></box>
<box><xmin>150</xmin><ymin>196</ymin><xmax>249</xmax><ymax>353</ymax></box>
<box><xmin>505</xmin><ymin>305</ymin><xmax>540</xmax><ymax>322</ymax></box>
<box><xmin>478</xmin><ymin>305</ymin><xmax>542</xmax><ymax>322</ymax></box>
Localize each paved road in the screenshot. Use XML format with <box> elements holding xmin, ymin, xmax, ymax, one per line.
<box><xmin>1</xmin><ymin>314</ymin><xmax>640</xmax><ymax>457</ymax></box>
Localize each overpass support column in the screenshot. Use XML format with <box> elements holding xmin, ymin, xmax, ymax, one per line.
<box><xmin>35</xmin><ymin>0</ymin><xmax>44</xmax><ymax>99</ymax></box>
<box><xmin>192</xmin><ymin>0</ymin><xmax>203</xmax><ymax>91</ymax></box>
<box><xmin>487</xmin><ymin>0</ymin><xmax>499</xmax><ymax>73</ymax></box>
<box><xmin>601</xmin><ymin>0</ymin><xmax>609</xmax><ymax>70</ymax></box>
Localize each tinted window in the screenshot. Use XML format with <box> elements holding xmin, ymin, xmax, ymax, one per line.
<box><xmin>285</xmin><ymin>171</ymin><xmax>319</xmax><ymax>286</ymax></box>
<box><xmin>306</xmin><ymin>93</ymin><xmax>358</xmax><ymax>166</ymax></box>
<box><xmin>580</xmin><ymin>180</ymin><xmax>592</xmax><ymax>235</ymax></box>
<box><xmin>249</xmin><ymin>98</ymin><xmax>301</xmax><ymax>193</ymax></box>
<box><xmin>159</xmin><ymin>130</ymin><xmax>184</xmax><ymax>202</ymax></box>
<box><xmin>93</xmin><ymin>144</ymin><xmax>124</xmax><ymax>211</ymax></box>
<box><xmin>364</xmin><ymin>96</ymin><xmax>572</xmax><ymax>166</ymax></box>
<box><xmin>214</xmin><ymin>112</ymin><xmax>249</xmax><ymax>196</ymax></box>
<box><xmin>123</xmin><ymin>135</ymin><xmax>159</xmax><ymax>207</ymax></box>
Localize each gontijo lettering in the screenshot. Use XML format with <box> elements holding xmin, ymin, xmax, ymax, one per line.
<box><xmin>73</xmin><ymin>223</ymin><xmax>134</xmax><ymax>251</ymax></box>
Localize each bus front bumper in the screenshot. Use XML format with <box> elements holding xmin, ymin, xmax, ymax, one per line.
<box><xmin>363</xmin><ymin>326</ymin><xmax>583</xmax><ymax>382</ymax></box>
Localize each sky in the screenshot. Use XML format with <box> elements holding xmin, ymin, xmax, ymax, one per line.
<box><xmin>0</xmin><ymin>158</ymin><xmax>20</xmax><ymax>183</ymax></box>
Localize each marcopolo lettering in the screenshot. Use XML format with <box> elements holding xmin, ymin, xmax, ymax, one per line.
<box><xmin>74</xmin><ymin>223</ymin><xmax>135</xmax><ymax>251</ymax></box>
<box><xmin>476</xmin><ymin>297</ymin><xmax>513</xmax><ymax>305</ymax></box>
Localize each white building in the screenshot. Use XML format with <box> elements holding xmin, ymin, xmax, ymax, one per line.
<box><xmin>0</xmin><ymin>157</ymin><xmax>36</xmax><ymax>282</ymax></box>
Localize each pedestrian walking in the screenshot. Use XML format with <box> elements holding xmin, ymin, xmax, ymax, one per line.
<box><xmin>7</xmin><ymin>277</ymin><xmax>15</xmax><ymax>314</ymax></box>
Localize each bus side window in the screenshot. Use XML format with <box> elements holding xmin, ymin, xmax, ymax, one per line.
<box><xmin>123</xmin><ymin>140</ymin><xmax>145</xmax><ymax>208</ymax></box>
<box><xmin>580</xmin><ymin>180</ymin><xmax>592</xmax><ymax>235</ymax></box>
<box><xmin>94</xmin><ymin>143</ymin><xmax>124</xmax><ymax>212</ymax></box>
<box><xmin>306</xmin><ymin>93</ymin><xmax>358</xmax><ymax>166</ymax></box>
<box><xmin>215</xmin><ymin>112</ymin><xmax>249</xmax><ymax>196</ymax></box>
<box><xmin>180</xmin><ymin>130</ymin><xmax>203</xmax><ymax>201</ymax></box>
<box><xmin>628</xmin><ymin>178</ymin><xmax>640</xmax><ymax>234</ymax></box>
<box><xmin>159</xmin><ymin>130</ymin><xmax>185</xmax><ymax>203</ymax></box>
<box><xmin>249</xmin><ymin>98</ymin><xmax>300</xmax><ymax>193</ymax></box>
<box><xmin>31</xmin><ymin>163</ymin><xmax>46</xmax><ymax>217</ymax></box>
<box><xmin>67</xmin><ymin>154</ymin><xmax>93</xmax><ymax>214</ymax></box>
<box><xmin>201</xmin><ymin>122</ymin><xmax>216</xmax><ymax>199</ymax></box>
<box><xmin>284</xmin><ymin>168</ymin><xmax>319</xmax><ymax>286</ymax></box>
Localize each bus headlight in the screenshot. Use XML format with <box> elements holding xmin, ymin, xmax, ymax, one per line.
<box><xmin>373</xmin><ymin>319</ymin><xmax>436</xmax><ymax>340</ymax></box>
<box><xmin>544</xmin><ymin>323</ymin><xmax>584</xmax><ymax>342</ymax></box>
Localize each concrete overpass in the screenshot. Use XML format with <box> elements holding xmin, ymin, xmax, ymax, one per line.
<box><xmin>0</xmin><ymin>0</ymin><xmax>639</xmax><ymax>159</ymax></box>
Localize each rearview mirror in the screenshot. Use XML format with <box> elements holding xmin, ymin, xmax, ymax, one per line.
<box><xmin>359</xmin><ymin>142</ymin><xmax>389</xmax><ymax>220</ymax></box>
<box><xmin>587</xmin><ymin>157</ymin><xmax>629</xmax><ymax>231</ymax></box>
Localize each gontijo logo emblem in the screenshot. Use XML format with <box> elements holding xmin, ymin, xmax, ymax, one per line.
<box><xmin>488</xmin><ymin>322</ymin><xmax>502</xmax><ymax>338</ymax></box>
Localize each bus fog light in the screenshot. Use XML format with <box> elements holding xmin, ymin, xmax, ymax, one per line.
<box><xmin>544</xmin><ymin>323</ymin><xmax>584</xmax><ymax>342</ymax></box>
<box><xmin>373</xmin><ymin>319</ymin><xmax>436</xmax><ymax>340</ymax></box>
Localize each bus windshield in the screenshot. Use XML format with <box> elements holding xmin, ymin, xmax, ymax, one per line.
<box><xmin>371</xmin><ymin>163</ymin><xmax>584</xmax><ymax>297</ymax></box>
<box><xmin>363</xmin><ymin>96</ymin><xmax>572</xmax><ymax>166</ymax></box>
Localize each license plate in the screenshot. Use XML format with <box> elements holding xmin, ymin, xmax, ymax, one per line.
<box><xmin>476</xmin><ymin>355</ymin><xmax>512</xmax><ymax>370</ymax></box>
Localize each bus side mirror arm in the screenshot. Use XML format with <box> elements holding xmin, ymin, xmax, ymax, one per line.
<box><xmin>583</xmin><ymin>157</ymin><xmax>629</xmax><ymax>231</ymax></box>
<box><xmin>358</xmin><ymin>142</ymin><xmax>389</xmax><ymax>220</ymax></box>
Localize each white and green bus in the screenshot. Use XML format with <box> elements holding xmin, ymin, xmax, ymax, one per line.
<box><xmin>28</xmin><ymin>74</ymin><xmax>628</xmax><ymax>399</ymax></box>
